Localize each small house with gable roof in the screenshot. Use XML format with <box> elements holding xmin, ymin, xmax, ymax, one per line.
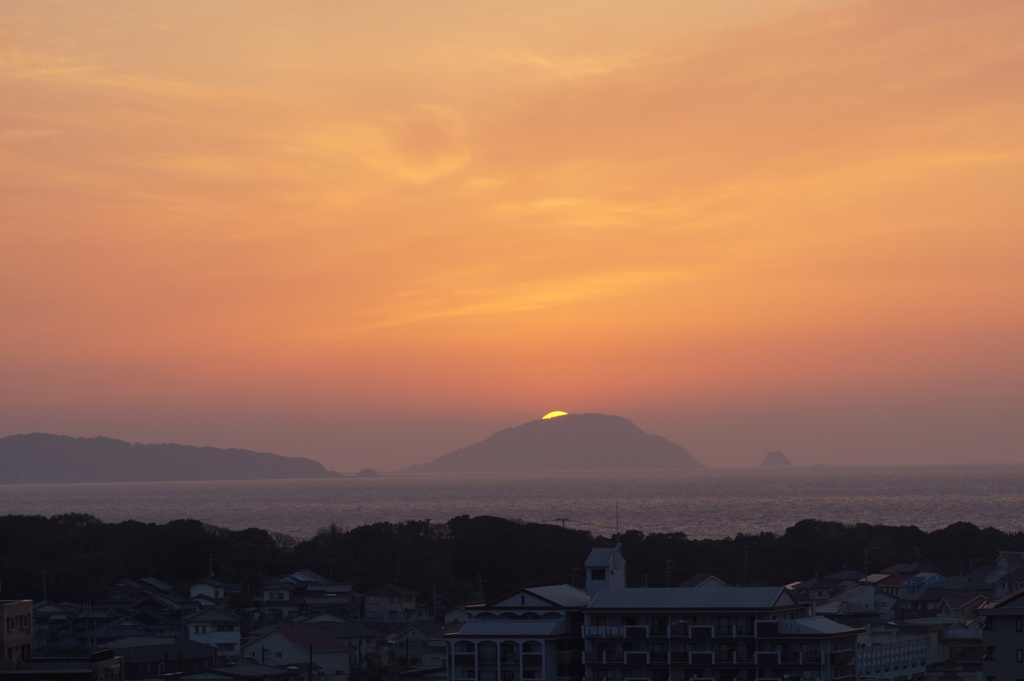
<box><xmin>242</xmin><ymin>625</ymin><xmax>351</xmax><ymax>681</ymax></box>
<box><xmin>184</xmin><ymin>607</ymin><xmax>241</xmax><ymax>663</ymax></box>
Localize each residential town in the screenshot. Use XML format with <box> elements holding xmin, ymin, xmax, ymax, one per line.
<box><xmin>3</xmin><ymin>541</ymin><xmax>1024</xmax><ymax>681</ymax></box>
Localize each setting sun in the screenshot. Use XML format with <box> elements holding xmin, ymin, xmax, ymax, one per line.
<box><xmin>542</xmin><ymin>411</ymin><xmax>569</xmax><ymax>420</ymax></box>
<box><xmin>2</xmin><ymin>0</ymin><xmax>1023</xmax><ymax>471</ymax></box>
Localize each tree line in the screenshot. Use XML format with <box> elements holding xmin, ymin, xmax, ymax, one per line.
<box><xmin>0</xmin><ymin>513</ymin><xmax>1019</xmax><ymax>611</ymax></box>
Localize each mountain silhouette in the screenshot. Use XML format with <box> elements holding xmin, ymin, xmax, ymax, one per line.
<box><xmin>405</xmin><ymin>413</ymin><xmax>702</xmax><ymax>473</ymax></box>
<box><xmin>0</xmin><ymin>433</ymin><xmax>337</xmax><ymax>483</ymax></box>
<box><xmin>761</xmin><ymin>450</ymin><xmax>794</xmax><ymax>468</ymax></box>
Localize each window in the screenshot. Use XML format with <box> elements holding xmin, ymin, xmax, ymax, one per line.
<box><xmin>591</xmin><ymin>568</ymin><xmax>606</xmax><ymax>580</ymax></box>
<box><xmin>1017</xmin><ymin>617</ymin><xmax>1023</xmax><ymax>632</ymax></box>
<box><xmin>1017</xmin><ymin>648</ymin><xmax>1024</xmax><ymax>663</ymax></box>
<box><xmin>195</xmin><ymin>625</ymin><xmax>207</xmax><ymax>634</ymax></box>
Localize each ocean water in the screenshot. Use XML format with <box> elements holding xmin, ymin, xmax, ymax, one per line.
<box><xmin>1</xmin><ymin>465</ymin><xmax>1022</xmax><ymax>541</ymax></box>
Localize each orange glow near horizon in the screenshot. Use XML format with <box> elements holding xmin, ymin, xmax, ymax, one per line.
<box><xmin>2</xmin><ymin>1</ymin><xmax>1023</xmax><ymax>471</ymax></box>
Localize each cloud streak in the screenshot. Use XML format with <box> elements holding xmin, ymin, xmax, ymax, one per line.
<box><xmin>2</xmin><ymin>0</ymin><xmax>1022</xmax><ymax>468</ymax></box>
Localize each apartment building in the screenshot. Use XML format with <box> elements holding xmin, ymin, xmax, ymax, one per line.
<box><xmin>447</xmin><ymin>546</ymin><xmax>861</xmax><ymax>681</ymax></box>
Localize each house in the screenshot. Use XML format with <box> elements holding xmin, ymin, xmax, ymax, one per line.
<box><xmin>303</xmin><ymin>620</ymin><xmax>382</xmax><ymax>671</ymax></box>
<box><xmin>904</xmin><ymin>572</ymin><xmax>946</xmax><ymax>594</ymax></box>
<box><xmin>252</xmin><ymin>578</ymin><xmax>304</xmax><ymax>622</ymax></box>
<box><xmin>895</xmin><ymin>588</ymin><xmax>956</xmax><ymax>621</ymax></box>
<box><xmin>940</xmin><ymin>593</ymin><xmax>987</xmax><ymax>621</ymax></box>
<box><xmin>108</xmin><ymin>636</ymin><xmax>217</xmax><ymax>680</ymax></box>
<box><xmin>252</xmin><ymin>571</ymin><xmax>354</xmax><ymax>622</ymax></box>
<box><xmin>361</xmin><ymin>585</ymin><xmax>423</xmax><ymax>623</ymax></box>
<box><xmin>189</xmin><ymin>579</ymin><xmax>241</xmax><ymax>607</ymax></box>
<box><xmin>816</xmin><ymin>584</ymin><xmax>897</xmax><ymax>625</ymax></box>
<box><xmin>997</xmin><ymin>565</ymin><xmax>1024</xmax><ymax>598</ymax></box>
<box><xmin>980</xmin><ymin>588</ymin><xmax>1024</xmax><ymax>681</ymax></box>
<box><xmin>170</xmin><ymin>662</ymin><xmax>299</xmax><ymax>681</ymax></box>
<box><xmin>387</xmin><ymin>622</ymin><xmax>452</xmax><ymax>674</ymax></box>
<box><xmin>242</xmin><ymin>625</ymin><xmax>352</xmax><ymax>681</ymax></box>
<box><xmin>790</xmin><ymin>571</ymin><xmax>864</xmax><ymax>604</ymax></box>
<box><xmin>183</xmin><ymin>607</ymin><xmax>241</xmax><ymax>663</ymax></box>
<box><xmin>302</xmin><ymin>583</ymin><xmax>355</xmax><ymax>618</ymax></box>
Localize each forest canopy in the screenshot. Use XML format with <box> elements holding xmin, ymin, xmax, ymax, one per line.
<box><xmin>0</xmin><ymin>513</ymin><xmax>1018</xmax><ymax>607</ymax></box>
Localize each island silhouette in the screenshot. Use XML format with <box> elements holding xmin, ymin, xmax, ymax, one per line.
<box><xmin>404</xmin><ymin>412</ymin><xmax>703</xmax><ymax>473</ymax></box>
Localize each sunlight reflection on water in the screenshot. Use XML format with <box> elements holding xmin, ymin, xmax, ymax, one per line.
<box><xmin>2</xmin><ymin>465</ymin><xmax>1022</xmax><ymax>540</ymax></box>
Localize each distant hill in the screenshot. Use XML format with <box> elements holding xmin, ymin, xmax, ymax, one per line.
<box><xmin>761</xmin><ymin>450</ymin><xmax>794</xmax><ymax>468</ymax></box>
<box><xmin>0</xmin><ymin>433</ymin><xmax>338</xmax><ymax>483</ymax></box>
<box><xmin>404</xmin><ymin>413</ymin><xmax>703</xmax><ymax>474</ymax></box>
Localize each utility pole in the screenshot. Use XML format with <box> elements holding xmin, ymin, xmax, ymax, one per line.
<box><xmin>743</xmin><ymin>543</ymin><xmax>750</xmax><ymax>585</ymax></box>
<box><xmin>864</xmin><ymin>546</ymin><xmax>878</xmax><ymax>576</ymax></box>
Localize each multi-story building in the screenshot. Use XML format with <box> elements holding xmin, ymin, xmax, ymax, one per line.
<box><xmin>361</xmin><ymin>584</ymin><xmax>423</xmax><ymax>623</ymax></box>
<box><xmin>447</xmin><ymin>546</ymin><xmax>861</xmax><ymax>681</ymax></box>
<box><xmin>447</xmin><ymin>584</ymin><xmax>589</xmax><ymax>681</ymax></box>
<box><xmin>1</xmin><ymin>602</ymin><xmax>124</xmax><ymax>681</ymax></box>
<box><xmin>584</xmin><ymin>586</ymin><xmax>858</xmax><ymax>680</ymax></box>
<box><xmin>980</xmin><ymin>588</ymin><xmax>1024</xmax><ymax>681</ymax></box>
<box><xmin>1</xmin><ymin>601</ymin><xmax>32</xmax><ymax>662</ymax></box>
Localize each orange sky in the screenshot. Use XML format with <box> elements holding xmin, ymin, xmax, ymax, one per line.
<box><xmin>3</xmin><ymin>0</ymin><xmax>1023</xmax><ymax>471</ymax></box>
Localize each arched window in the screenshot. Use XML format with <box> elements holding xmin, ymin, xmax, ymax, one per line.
<box><xmin>479</xmin><ymin>641</ymin><xmax>497</xmax><ymax>666</ymax></box>
<box><xmin>500</xmin><ymin>641</ymin><xmax>519</xmax><ymax>666</ymax></box>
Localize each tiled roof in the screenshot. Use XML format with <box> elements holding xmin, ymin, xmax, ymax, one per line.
<box><xmin>276</xmin><ymin>625</ymin><xmax>348</xmax><ymax>651</ymax></box>
<box><xmin>585</xmin><ymin>547</ymin><xmax>617</xmax><ymax>567</ymax></box>
<box><xmin>778</xmin><ymin>616</ymin><xmax>859</xmax><ymax>635</ymax></box>
<box><xmin>588</xmin><ymin>586</ymin><xmax>793</xmax><ymax>610</ymax></box>
<box><xmin>523</xmin><ymin>585</ymin><xmax>590</xmax><ymax>608</ymax></box>
<box><xmin>311</xmin><ymin>620</ymin><xmax>381</xmax><ymax>640</ymax></box>
<box><xmin>457</xmin><ymin>619</ymin><xmax>567</xmax><ymax>637</ymax></box>
<box><xmin>184</xmin><ymin>607</ymin><xmax>241</xmax><ymax>623</ymax></box>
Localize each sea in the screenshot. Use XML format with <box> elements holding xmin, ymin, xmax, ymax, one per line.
<box><xmin>1</xmin><ymin>465</ymin><xmax>1022</xmax><ymax>541</ymax></box>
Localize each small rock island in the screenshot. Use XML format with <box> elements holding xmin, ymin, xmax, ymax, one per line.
<box><xmin>761</xmin><ymin>450</ymin><xmax>794</xmax><ymax>468</ymax></box>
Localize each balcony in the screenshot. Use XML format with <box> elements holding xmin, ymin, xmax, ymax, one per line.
<box><xmin>623</xmin><ymin>651</ymin><xmax>650</xmax><ymax>666</ymax></box>
<box><xmin>688</xmin><ymin>625</ymin><xmax>713</xmax><ymax>640</ymax></box>
<box><xmin>584</xmin><ymin>625</ymin><xmax>624</xmax><ymax>638</ymax></box>
<box><xmin>624</xmin><ymin>625</ymin><xmax>649</xmax><ymax>640</ymax></box>
<box><xmin>780</xmin><ymin>651</ymin><xmax>822</xmax><ymax>665</ymax></box>
<box><xmin>649</xmin><ymin>651</ymin><xmax>669</xmax><ymax>664</ymax></box>
<box><xmin>689</xmin><ymin>651</ymin><xmax>714</xmax><ymax>666</ymax></box>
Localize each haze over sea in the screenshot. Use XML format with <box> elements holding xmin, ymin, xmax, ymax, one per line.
<box><xmin>3</xmin><ymin>465</ymin><xmax>1022</xmax><ymax>541</ymax></box>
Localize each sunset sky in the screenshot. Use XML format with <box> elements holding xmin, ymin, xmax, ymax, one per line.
<box><xmin>3</xmin><ymin>0</ymin><xmax>1022</xmax><ymax>471</ymax></box>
